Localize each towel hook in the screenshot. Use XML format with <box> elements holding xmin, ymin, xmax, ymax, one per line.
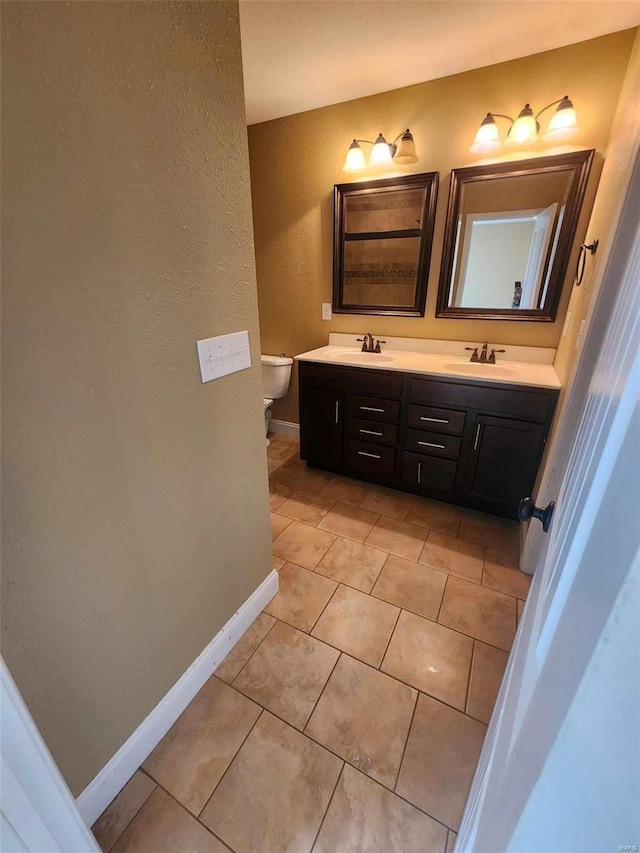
<box><xmin>575</xmin><ymin>239</ymin><xmax>599</xmax><ymax>286</ymax></box>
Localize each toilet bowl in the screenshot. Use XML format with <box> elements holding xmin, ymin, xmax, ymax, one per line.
<box><xmin>261</xmin><ymin>354</ymin><xmax>293</xmax><ymax>445</ymax></box>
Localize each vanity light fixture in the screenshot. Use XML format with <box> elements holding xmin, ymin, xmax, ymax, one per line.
<box><xmin>343</xmin><ymin>129</ymin><xmax>418</xmax><ymax>172</ymax></box>
<box><xmin>470</xmin><ymin>96</ymin><xmax>579</xmax><ymax>154</ymax></box>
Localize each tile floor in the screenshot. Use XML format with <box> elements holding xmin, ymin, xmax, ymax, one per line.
<box><xmin>93</xmin><ymin>434</ymin><xmax>530</xmax><ymax>853</ymax></box>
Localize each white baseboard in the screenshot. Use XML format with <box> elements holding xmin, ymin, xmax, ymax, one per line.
<box><xmin>76</xmin><ymin>569</ymin><xmax>279</xmax><ymax>827</ymax></box>
<box><xmin>270</xmin><ymin>419</ymin><xmax>300</xmax><ymax>439</ymax></box>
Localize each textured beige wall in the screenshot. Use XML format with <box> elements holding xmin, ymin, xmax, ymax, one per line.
<box><xmin>1</xmin><ymin>1</ymin><xmax>271</xmax><ymax>795</ymax></box>
<box><xmin>249</xmin><ymin>31</ymin><xmax>635</xmax><ymax>423</ymax></box>
<box><xmin>554</xmin><ymin>29</ymin><xmax>640</xmax><ymax>385</ymax></box>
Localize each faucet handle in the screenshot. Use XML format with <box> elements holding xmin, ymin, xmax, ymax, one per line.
<box><xmin>374</xmin><ymin>339</ymin><xmax>386</xmax><ymax>353</ymax></box>
<box><xmin>465</xmin><ymin>346</ymin><xmax>479</xmax><ymax>362</ymax></box>
<box><xmin>488</xmin><ymin>348</ymin><xmax>506</xmax><ymax>364</ymax></box>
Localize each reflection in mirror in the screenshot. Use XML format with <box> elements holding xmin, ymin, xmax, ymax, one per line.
<box><xmin>334</xmin><ymin>173</ymin><xmax>439</xmax><ymax>316</ymax></box>
<box><xmin>437</xmin><ymin>151</ymin><xmax>594</xmax><ymax>321</ymax></box>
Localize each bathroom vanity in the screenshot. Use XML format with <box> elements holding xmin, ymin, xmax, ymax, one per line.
<box><xmin>297</xmin><ymin>340</ymin><xmax>560</xmax><ymax>519</ymax></box>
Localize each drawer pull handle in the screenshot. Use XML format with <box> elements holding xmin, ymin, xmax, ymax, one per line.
<box><xmin>360</xmin><ymin>406</ymin><xmax>385</xmax><ymax>413</ymax></box>
<box><xmin>473</xmin><ymin>423</ymin><xmax>482</xmax><ymax>451</ymax></box>
<box><xmin>357</xmin><ymin>451</ymin><xmax>381</xmax><ymax>460</ymax></box>
<box><xmin>417</xmin><ymin>460</ymin><xmax>422</xmax><ymax>485</ymax></box>
<box><xmin>419</xmin><ymin>416</ymin><xmax>449</xmax><ymax>424</ymax></box>
<box><xmin>359</xmin><ymin>429</ymin><xmax>383</xmax><ymax>437</ymax></box>
<box><xmin>418</xmin><ymin>441</ymin><xmax>446</xmax><ymax>449</ymax></box>
<box><xmin>335</xmin><ymin>401</ymin><xmax>340</xmax><ymax>425</ymax></box>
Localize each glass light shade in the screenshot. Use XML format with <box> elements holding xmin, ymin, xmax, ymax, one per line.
<box><xmin>343</xmin><ymin>140</ymin><xmax>367</xmax><ymax>172</ymax></box>
<box><xmin>370</xmin><ymin>133</ymin><xmax>393</xmax><ymax>166</ymax></box>
<box><xmin>543</xmin><ymin>98</ymin><xmax>578</xmax><ymax>141</ymax></box>
<box><xmin>394</xmin><ymin>129</ymin><xmax>419</xmax><ymax>164</ymax></box>
<box><xmin>470</xmin><ymin>113</ymin><xmax>501</xmax><ymax>154</ymax></box>
<box><xmin>505</xmin><ymin>104</ymin><xmax>538</xmax><ymax>145</ymax></box>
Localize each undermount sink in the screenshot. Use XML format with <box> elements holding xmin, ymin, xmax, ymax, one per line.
<box><xmin>441</xmin><ymin>361</ymin><xmax>519</xmax><ymax>378</ymax></box>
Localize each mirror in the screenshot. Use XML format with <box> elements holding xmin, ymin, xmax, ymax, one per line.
<box><xmin>333</xmin><ymin>172</ymin><xmax>439</xmax><ymax>316</ymax></box>
<box><xmin>436</xmin><ymin>150</ymin><xmax>594</xmax><ymax>321</ymax></box>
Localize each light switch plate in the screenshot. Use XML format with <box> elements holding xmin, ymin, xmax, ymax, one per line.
<box><xmin>197</xmin><ymin>331</ymin><xmax>251</xmax><ymax>383</ymax></box>
<box><xmin>322</xmin><ymin>303</ymin><xmax>332</xmax><ymax>320</ymax></box>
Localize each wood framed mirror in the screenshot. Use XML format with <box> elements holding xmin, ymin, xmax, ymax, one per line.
<box><xmin>333</xmin><ymin>172</ymin><xmax>439</xmax><ymax>317</ymax></box>
<box><xmin>436</xmin><ymin>150</ymin><xmax>594</xmax><ymax>322</ymax></box>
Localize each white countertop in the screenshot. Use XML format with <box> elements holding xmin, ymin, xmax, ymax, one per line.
<box><xmin>295</xmin><ymin>345</ymin><xmax>561</xmax><ymax>390</ymax></box>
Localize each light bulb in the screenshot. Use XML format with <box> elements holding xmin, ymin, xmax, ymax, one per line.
<box><xmin>343</xmin><ymin>140</ymin><xmax>366</xmax><ymax>172</ymax></box>
<box><xmin>470</xmin><ymin>113</ymin><xmax>501</xmax><ymax>154</ymax></box>
<box><xmin>370</xmin><ymin>133</ymin><xmax>393</xmax><ymax>166</ymax></box>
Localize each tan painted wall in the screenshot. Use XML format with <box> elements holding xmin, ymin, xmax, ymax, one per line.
<box><xmin>554</xmin><ymin>29</ymin><xmax>640</xmax><ymax>385</ymax></box>
<box><xmin>1</xmin><ymin>1</ymin><xmax>271</xmax><ymax>795</ymax></box>
<box><xmin>249</xmin><ymin>31</ymin><xmax>636</xmax><ymax>423</ymax></box>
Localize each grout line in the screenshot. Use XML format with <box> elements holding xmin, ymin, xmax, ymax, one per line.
<box><xmin>195</xmin><ymin>708</ymin><xmax>265</xmax><ymax>823</ymax></box>
<box><xmin>302</xmin><ymin>650</ymin><xmax>343</xmax><ymax>733</ymax></box>
<box><xmin>138</xmin><ymin>768</ymin><xmax>236</xmax><ymax>852</ymax></box>
<box><xmin>392</xmin><ymin>688</ymin><xmax>419</xmax><ymax>793</ymax></box>
<box><xmin>435</xmin><ymin>574</ymin><xmax>449</xmax><ymax>623</ymax></box>
<box><xmin>308</xmin><ymin>583</ymin><xmax>342</xmax><ymax>634</ymax></box>
<box><xmin>309</xmin><ymin>761</ymin><xmax>345</xmax><ymax>852</ymax></box>
<box><xmin>99</xmin><ymin>772</ymin><xmax>156</xmax><ymax>852</ymax></box>
<box><xmin>226</xmin><ymin>613</ymin><xmax>278</xmax><ymax>686</ymax></box>
<box><xmin>464</xmin><ymin>640</ymin><xmax>476</xmax><ymax>716</ymax></box>
<box><xmin>378</xmin><ymin>605</ymin><xmax>403</xmax><ymax>672</ymax></box>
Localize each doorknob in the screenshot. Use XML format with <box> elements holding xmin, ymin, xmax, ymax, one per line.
<box><xmin>518</xmin><ymin>497</ymin><xmax>555</xmax><ymax>533</ymax></box>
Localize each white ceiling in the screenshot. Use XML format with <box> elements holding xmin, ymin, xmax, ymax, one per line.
<box><xmin>239</xmin><ymin>1</ymin><xmax>639</xmax><ymax>125</ymax></box>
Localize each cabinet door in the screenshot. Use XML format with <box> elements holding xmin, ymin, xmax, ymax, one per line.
<box><xmin>299</xmin><ymin>387</ymin><xmax>344</xmax><ymax>471</ymax></box>
<box><xmin>464</xmin><ymin>415</ymin><xmax>545</xmax><ymax>517</ymax></box>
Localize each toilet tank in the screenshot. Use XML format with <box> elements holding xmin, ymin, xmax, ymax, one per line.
<box><xmin>261</xmin><ymin>354</ymin><xmax>293</xmax><ymax>399</ymax></box>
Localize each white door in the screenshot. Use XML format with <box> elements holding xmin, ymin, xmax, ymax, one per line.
<box><xmin>457</xmin><ymin>151</ymin><xmax>640</xmax><ymax>851</ymax></box>
<box><xmin>519</xmin><ymin>203</ymin><xmax>557</xmax><ymax>309</ymax></box>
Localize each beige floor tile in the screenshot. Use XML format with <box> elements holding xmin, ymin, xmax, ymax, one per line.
<box><xmin>272</xmin><ymin>520</ymin><xmax>336</xmax><ymax>570</ymax></box>
<box><xmin>446</xmin><ymin>830</ymin><xmax>457</xmax><ymax>853</ymax></box>
<box><xmin>483</xmin><ymin>549</ymin><xmax>532</xmax><ymax>599</ymax></box>
<box><xmin>269</xmin><ymin>460</ymin><xmax>300</xmax><ymax>484</ymax></box>
<box><xmin>311</xmin><ymin>585</ymin><xmax>399</xmax><ymax>667</ymax></box>
<box><xmin>276</xmin><ymin>491</ymin><xmax>335</xmax><ymax>525</ymax></box>
<box><xmin>382</xmin><ymin>611</ymin><xmax>473</xmax><ymax>710</ymax></box>
<box><xmin>93</xmin><ymin>770</ymin><xmax>156</xmax><ymax>852</ymax></box>
<box><xmin>270</xmin><ymin>512</ymin><xmax>291</xmax><ymax>542</ymax></box>
<box><xmin>372</xmin><ymin>554</ymin><xmax>447</xmax><ymax>621</ymax></box>
<box><xmin>233</xmin><ymin>620</ymin><xmax>339</xmax><ymax>729</ymax></box>
<box><xmin>112</xmin><ymin>788</ymin><xmax>225</xmax><ymax>853</ymax></box>
<box><xmin>517</xmin><ymin>598</ymin><xmax>525</xmax><ymax>624</ymax></box>
<box><xmin>216</xmin><ymin>613</ymin><xmax>276</xmax><ymax>684</ymax></box>
<box><xmin>466</xmin><ymin>641</ymin><xmax>509</xmax><ymax>724</ymax></box>
<box><xmin>458</xmin><ymin>512</ymin><xmax>519</xmax><ymax>554</ymax></box>
<box><xmin>314</xmin><ymin>764</ymin><xmax>447</xmax><ymax>853</ymax></box>
<box><xmin>406</xmin><ymin>498</ymin><xmax>462</xmax><ymax>536</ymax></box>
<box><xmin>315</xmin><ymin>537</ymin><xmax>387</xmax><ymax>593</ymax></box>
<box><xmin>419</xmin><ymin>531</ymin><xmax>485</xmax><ymax>583</ymax></box>
<box><xmin>360</xmin><ymin>486</ymin><xmax>414</xmax><ymax>521</ymax></box>
<box><xmin>317</xmin><ymin>501</ymin><xmax>379</xmax><ymax>543</ymax></box>
<box><xmin>143</xmin><ymin>678</ymin><xmax>260</xmax><ymax>815</ymax></box>
<box><xmin>269</xmin><ymin>481</ymin><xmax>296</xmax><ymax>512</ymax></box>
<box><xmin>318</xmin><ymin>476</ymin><xmax>369</xmax><ymax>507</ymax></box>
<box><xmin>201</xmin><ymin>712</ymin><xmax>341</xmax><ymax>853</ymax></box>
<box><xmin>268</xmin><ymin>439</ymin><xmax>300</xmax><ymax>462</ymax></box>
<box><xmin>273</xmin><ymin>555</ymin><xmax>286</xmax><ymax>570</ymax></box>
<box><xmin>364</xmin><ymin>516</ymin><xmax>427</xmax><ymax>561</ymax></box>
<box><xmin>396</xmin><ymin>693</ymin><xmax>486</xmax><ymax>831</ymax></box>
<box><xmin>306</xmin><ymin>654</ymin><xmax>417</xmax><ymax>787</ymax></box>
<box><xmin>438</xmin><ymin>577</ymin><xmax>516</xmax><ymax>652</ymax></box>
<box><xmin>264</xmin><ymin>563</ymin><xmax>337</xmax><ymax>632</ymax></box>
<box><xmin>285</xmin><ymin>466</ymin><xmax>334</xmax><ymax>494</ymax></box>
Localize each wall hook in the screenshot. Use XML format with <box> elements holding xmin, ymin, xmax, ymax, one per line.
<box><xmin>575</xmin><ymin>239</ymin><xmax>599</xmax><ymax>286</ymax></box>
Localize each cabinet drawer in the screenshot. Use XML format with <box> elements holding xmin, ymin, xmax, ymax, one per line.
<box><xmin>408</xmin><ymin>404</ymin><xmax>466</xmax><ymax>435</ymax></box>
<box><xmin>346</xmin><ymin>440</ymin><xmax>395</xmax><ymax>481</ymax></box>
<box><xmin>401</xmin><ymin>452</ymin><xmax>457</xmax><ymax>496</ymax></box>
<box><xmin>299</xmin><ymin>362</ymin><xmax>402</xmax><ymax>397</ymax></box>
<box><xmin>406</xmin><ymin>428</ymin><xmax>461</xmax><ymax>460</ymax></box>
<box><xmin>350</xmin><ymin>396</ymin><xmax>400</xmax><ymax>424</ymax></box>
<box><xmin>349</xmin><ymin>418</ymin><xmax>398</xmax><ymax>447</ymax></box>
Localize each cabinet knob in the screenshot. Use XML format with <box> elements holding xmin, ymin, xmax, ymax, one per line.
<box><xmin>517</xmin><ymin>497</ymin><xmax>555</xmax><ymax>533</ymax></box>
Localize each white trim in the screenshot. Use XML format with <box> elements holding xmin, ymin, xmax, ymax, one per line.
<box><xmin>269</xmin><ymin>419</ymin><xmax>300</xmax><ymax>438</ymax></box>
<box><xmin>75</xmin><ymin>569</ymin><xmax>279</xmax><ymax>827</ymax></box>
<box><xmin>1</xmin><ymin>659</ymin><xmax>99</xmax><ymax>851</ymax></box>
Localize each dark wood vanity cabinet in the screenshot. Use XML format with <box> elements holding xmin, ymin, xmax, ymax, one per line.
<box><xmin>298</xmin><ymin>361</ymin><xmax>558</xmax><ymax>519</ymax></box>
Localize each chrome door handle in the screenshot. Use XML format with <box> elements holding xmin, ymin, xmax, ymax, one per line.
<box><xmin>473</xmin><ymin>423</ymin><xmax>482</xmax><ymax>451</ymax></box>
<box><xmin>418</xmin><ymin>441</ymin><xmax>446</xmax><ymax>449</ymax></box>
<box><xmin>357</xmin><ymin>451</ymin><xmax>381</xmax><ymax>459</ymax></box>
<box><xmin>360</xmin><ymin>406</ymin><xmax>384</xmax><ymax>413</ymax></box>
<box><xmin>419</xmin><ymin>416</ymin><xmax>448</xmax><ymax>424</ymax></box>
<box><xmin>334</xmin><ymin>401</ymin><xmax>340</xmax><ymax>424</ymax></box>
<box><xmin>359</xmin><ymin>429</ymin><xmax>383</xmax><ymax>437</ymax></box>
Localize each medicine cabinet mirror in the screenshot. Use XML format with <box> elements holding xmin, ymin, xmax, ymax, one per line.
<box><xmin>333</xmin><ymin>172</ymin><xmax>439</xmax><ymax>317</ymax></box>
<box><xmin>436</xmin><ymin>150</ymin><xmax>594</xmax><ymax>321</ymax></box>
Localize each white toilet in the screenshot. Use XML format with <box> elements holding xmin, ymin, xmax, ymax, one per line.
<box><xmin>261</xmin><ymin>354</ymin><xmax>293</xmax><ymax>444</ymax></box>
